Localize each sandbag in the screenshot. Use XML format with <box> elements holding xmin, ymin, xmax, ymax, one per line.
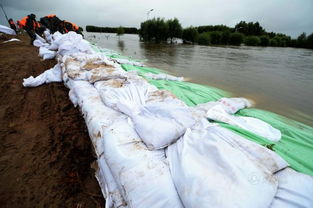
<box><xmin>206</xmin><ymin>104</ymin><xmax>281</xmax><ymax>141</ymax></box>
<box><xmin>3</xmin><ymin>38</ymin><xmax>20</xmax><ymax>43</ymax></box>
<box><xmin>103</xmin><ymin>118</ymin><xmax>183</xmax><ymax>208</ymax></box>
<box><xmin>117</xmin><ymin>100</ymin><xmax>196</xmax><ymax>150</ymax></box>
<box><xmin>166</xmin><ymin>122</ymin><xmax>279</xmax><ymax>208</ymax></box>
<box><xmin>0</xmin><ymin>24</ymin><xmax>16</xmax><ymax>35</ymax></box>
<box><xmin>270</xmin><ymin>168</ymin><xmax>313</xmax><ymax>208</ymax></box>
<box><xmin>145</xmin><ymin>72</ymin><xmax>184</xmax><ymax>81</ymax></box>
<box><xmin>96</xmin><ymin>82</ymin><xmax>195</xmax><ymax>150</ymax></box>
<box><xmin>23</xmin><ymin>64</ymin><xmax>62</xmax><ymax>87</ymax></box>
<box><xmin>96</xmin><ymin>155</ymin><xmax>127</xmax><ymax>208</ymax></box>
<box><xmin>39</xmin><ymin>47</ymin><xmax>56</xmax><ymax>60</ymax></box>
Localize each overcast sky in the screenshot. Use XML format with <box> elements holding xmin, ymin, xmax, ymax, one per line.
<box><xmin>0</xmin><ymin>0</ymin><xmax>312</xmax><ymax>38</ymax></box>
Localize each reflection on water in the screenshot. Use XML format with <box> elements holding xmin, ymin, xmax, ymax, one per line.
<box><xmin>118</xmin><ymin>40</ymin><xmax>125</xmax><ymax>52</ymax></box>
<box><xmin>85</xmin><ymin>32</ymin><xmax>313</xmax><ymax>126</ymax></box>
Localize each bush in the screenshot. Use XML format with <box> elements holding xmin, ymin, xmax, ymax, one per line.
<box><xmin>259</xmin><ymin>35</ymin><xmax>270</xmax><ymax>46</ymax></box>
<box><xmin>297</xmin><ymin>32</ymin><xmax>307</xmax><ymax>48</ymax></box>
<box><xmin>139</xmin><ymin>17</ymin><xmax>183</xmax><ymax>43</ymax></box>
<box><xmin>209</xmin><ymin>31</ymin><xmax>222</xmax><ymax>45</ymax></box>
<box><xmin>220</xmin><ymin>30</ymin><xmax>231</xmax><ymax>45</ymax></box>
<box><xmin>182</xmin><ymin>27</ymin><xmax>199</xmax><ymax>43</ymax></box>
<box><xmin>270</xmin><ymin>38</ymin><xmax>278</xmax><ymax>47</ymax></box>
<box><xmin>244</xmin><ymin>36</ymin><xmax>261</xmax><ymax>46</ymax></box>
<box><xmin>198</xmin><ymin>32</ymin><xmax>211</xmax><ymax>45</ymax></box>
<box><xmin>307</xmin><ymin>33</ymin><xmax>313</xmax><ymax>49</ymax></box>
<box><xmin>86</xmin><ymin>25</ymin><xmax>138</xmax><ymax>34</ymax></box>
<box><xmin>229</xmin><ymin>32</ymin><xmax>244</xmax><ymax>45</ymax></box>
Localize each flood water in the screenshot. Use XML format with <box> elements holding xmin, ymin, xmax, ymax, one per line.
<box><xmin>85</xmin><ymin>32</ymin><xmax>313</xmax><ymax>126</ymax></box>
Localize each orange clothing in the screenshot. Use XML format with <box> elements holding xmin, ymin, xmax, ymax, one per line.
<box><xmin>47</xmin><ymin>14</ymin><xmax>56</xmax><ymax>18</ymax></box>
<box><xmin>65</xmin><ymin>21</ymin><xmax>79</xmax><ymax>31</ymax></box>
<box><xmin>18</xmin><ymin>16</ymin><xmax>28</xmax><ymax>28</ymax></box>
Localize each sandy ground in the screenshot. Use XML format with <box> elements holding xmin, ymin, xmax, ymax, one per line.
<box><xmin>0</xmin><ymin>34</ymin><xmax>104</xmax><ymax>207</ymax></box>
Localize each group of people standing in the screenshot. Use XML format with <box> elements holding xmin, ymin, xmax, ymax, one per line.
<box><xmin>8</xmin><ymin>14</ymin><xmax>83</xmax><ymax>44</ymax></box>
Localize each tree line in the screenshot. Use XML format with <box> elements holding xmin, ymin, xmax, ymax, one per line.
<box><xmin>138</xmin><ymin>19</ymin><xmax>313</xmax><ymax>49</ymax></box>
<box><xmin>86</xmin><ymin>25</ymin><xmax>138</xmax><ymax>34</ymax></box>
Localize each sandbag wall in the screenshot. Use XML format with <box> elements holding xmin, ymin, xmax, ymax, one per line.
<box><xmin>22</xmin><ymin>31</ymin><xmax>313</xmax><ymax>208</ymax></box>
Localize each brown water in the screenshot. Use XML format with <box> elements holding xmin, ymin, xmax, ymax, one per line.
<box><xmin>85</xmin><ymin>32</ymin><xmax>313</xmax><ymax>126</ymax></box>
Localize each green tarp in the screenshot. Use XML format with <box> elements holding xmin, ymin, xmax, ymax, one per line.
<box><xmin>121</xmin><ymin>63</ymin><xmax>313</xmax><ymax>176</ymax></box>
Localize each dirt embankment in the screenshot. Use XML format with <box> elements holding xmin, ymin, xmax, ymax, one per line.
<box><xmin>0</xmin><ymin>34</ymin><xmax>104</xmax><ymax>208</ymax></box>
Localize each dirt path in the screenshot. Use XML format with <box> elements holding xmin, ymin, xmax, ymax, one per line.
<box><xmin>0</xmin><ymin>34</ymin><xmax>104</xmax><ymax>208</ymax></box>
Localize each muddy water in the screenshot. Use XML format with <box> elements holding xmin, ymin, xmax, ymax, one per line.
<box><xmin>85</xmin><ymin>32</ymin><xmax>313</xmax><ymax>126</ymax></box>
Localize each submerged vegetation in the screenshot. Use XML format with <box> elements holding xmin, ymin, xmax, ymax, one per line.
<box><xmin>86</xmin><ymin>19</ymin><xmax>313</xmax><ymax>49</ymax></box>
<box><xmin>138</xmin><ymin>18</ymin><xmax>313</xmax><ymax>49</ymax></box>
<box><xmin>86</xmin><ymin>25</ymin><xmax>138</xmax><ymax>34</ymax></box>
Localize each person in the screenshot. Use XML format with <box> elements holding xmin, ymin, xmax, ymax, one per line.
<box><xmin>8</xmin><ymin>18</ymin><xmax>17</xmax><ymax>32</ymax></box>
<box><xmin>59</xmin><ymin>20</ymin><xmax>84</xmax><ymax>37</ymax></box>
<box><xmin>18</xmin><ymin>14</ymin><xmax>41</xmax><ymax>44</ymax></box>
<box><xmin>40</xmin><ymin>14</ymin><xmax>62</xmax><ymax>33</ymax></box>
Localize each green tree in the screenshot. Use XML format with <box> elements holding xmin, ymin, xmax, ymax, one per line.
<box><xmin>220</xmin><ymin>30</ymin><xmax>231</xmax><ymax>45</ymax></box>
<box><xmin>198</xmin><ymin>32</ymin><xmax>211</xmax><ymax>45</ymax></box>
<box><xmin>306</xmin><ymin>33</ymin><xmax>313</xmax><ymax>49</ymax></box>
<box><xmin>244</xmin><ymin>36</ymin><xmax>261</xmax><ymax>46</ymax></box>
<box><xmin>259</xmin><ymin>35</ymin><xmax>270</xmax><ymax>46</ymax></box>
<box><xmin>139</xmin><ymin>18</ymin><xmax>169</xmax><ymax>42</ymax></box>
<box><xmin>167</xmin><ymin>18</ymin><xmax>183</xmax><ymax>43</ymax></box>
<box><xmin>116</xmin><ymin>26</ymin><xmax>125</xmax><ymax>36</ymax></box>
<box><xmin>182</xmin><ymin>27</ymin><xmax>199</xmax><ymax>43</ymax></box>
<box><xmin>297</xmin><ymin>32</ymin><xmax>307</xmax><ymax>48</ymax></box>
<box><xmin>209</xmin><ymin>31</ymin><xmax>222</xmax><ymax>45</ymax></box>
<box><xmin>229</xmin><ymin>32</ymin><xmax>244</xmax><ymax>45</ymax></box>
<box><xmin>270</xmin><ymin>38</ymin><xmax>278</xmax><ymax>47</ymax></box>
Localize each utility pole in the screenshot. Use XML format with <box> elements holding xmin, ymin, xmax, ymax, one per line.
<box><xmin>0</xmin><ymin>3</ymin><xmax>9</xmax><ymax>22</ymax></box>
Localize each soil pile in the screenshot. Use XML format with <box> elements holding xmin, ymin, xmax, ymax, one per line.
<box><xmin>0</xmin><ymin>34</ymin><xmax>104</xmax><ymax>208</ymax></box>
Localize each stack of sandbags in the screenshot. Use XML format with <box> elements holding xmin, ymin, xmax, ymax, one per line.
<box><xmin>22</xmin><ymin>30</ymin><xmax>313</xmax><ymax>208</ymax></box>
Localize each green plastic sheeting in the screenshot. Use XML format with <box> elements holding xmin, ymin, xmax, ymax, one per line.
<box><xmin>122</xmin><ymin>64</ymin><xmax>230</xmax><ymax>105</ymax></box>
<box><xmin>120</xmin><ymin>63</ymin><xmax>313</xmax><ymax>176</ymax></box>
<box><xmin>148</xmin><ymin>79</ymin><xmax>229</xmax><ymax>106</ymax></box>
<box><xmin>121</xmin><ymin>63</ymin><xmax>167</xmax><ymax>75</ymax></box>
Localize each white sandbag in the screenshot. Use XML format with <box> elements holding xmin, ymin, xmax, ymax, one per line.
<box><xmin>118</xmin><ymin>100</ymin><xmax>196</xmax><ymax>150</ymax></box>
<box><xmin>95</xmin><ymin>83</ymin><xmax>148</xmax><ymax>110</ymax></box>
<box><xmin>0</xmin><ymin>24</ymin><xmax>16</xmax><ymax>35</ymax></box>
<box><xmin>35</xmin><ymin>33</ymin><xmax>47</xmax><ymax>44</ymax></box>
<box><xmin>96</xmin><ymin>155</ymin><xmax>127</xmax><ymax>208</ymax></box>
<box><xmin>44</xmin><ymin>29</ymin><xmax>52</xmax><ymax>43</ymax></box>
<box><xmin>145</xmin><ymin>72</ymin><xmax>184</xmax><ymax>81</ymax></box>
<box><xmin>166</xmin><ymin>122</ymin><xmax>279</xmax><ymax>208</ymax></box>
<box><xmin>206</xmin><ymin>104</ymin><xmax>281</xmax><ymax>141</ymax></box>
<box><xmin>56</xmin><ymin>32</ymin><xmax>92</xmax><ymax>56</ymax></box>
<box><xmin>219</xmin><ymin>97</ymin><xmax>252</xmax><ymax>114</ymax></box>
<box><xmin>39</xmin><ymin>47</ymin><xmax>56</xmax><ymax>59</ymax></box>
<box><xmin>270</xmin><ymin>168</ymin><xmax>313</xmax><ymax>208</ymax></box>
<box><xmin>3</xmin><ymin>38</ymin><xmax>20</xmax><ymax>43</ymax></box>
<box><xmin>62</xmin><ymin>54</ymin><xmax>126</xmax><ymax>83</ymax></box>
<box><xmin>103</xmin><ymin>118</ymin><xmax>183</xmax><ymax>208</ymax></box>
<box><xmin>23</xmin><ymin>64</ymin><xmax>62</xmax><ymax>87</ymax></box>
<box><xmin>33</xmin><ymin>39</ymin><xmax>44</xmax><ymax>47</ymax></box>
<box><xmin>197</xmin><ymin>97</ymin><xmax>251</xmax><ymax>115</ymax></box>
<box><xmin>96</xmin><ymin>82</ymin><xmax>195</xmax><ymax>150</ymax></box>
<box><xmin>112</xmin><ymin>58</ymin><xmax>143</xmax><ymax>67</ymax></box>
<box><xmin>67</xmin><ymin>80</ymin><xmax>121</xmax><ymax>157</ymax></box>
